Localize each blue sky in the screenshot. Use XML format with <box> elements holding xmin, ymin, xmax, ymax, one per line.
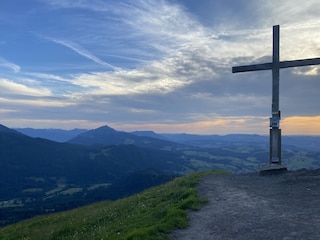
<box><xmin>1</xmin><ymin>0</ymin><xmax>320</xmax><ymax>134</ymax></box>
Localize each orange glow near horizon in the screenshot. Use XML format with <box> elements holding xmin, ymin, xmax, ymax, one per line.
<box><xmin>282</xmin><ymin>116</ymin><xmax>320</xmax><ymax>135</ymax></box>
<box><xmin>116</xmin><ymin>116</ymin><xmax>320</xmax><ymax>135</ymax></box>
<box><xmin>112</xmin><ymin>117</ymin><xmax>268</xmax><ymax>135</ymax></box>
<box><xmin>3</xmin><ymin>115</ymin><xmax>320</xmax><ymax>136</ymax></box>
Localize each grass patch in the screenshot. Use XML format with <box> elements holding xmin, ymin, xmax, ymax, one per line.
<box><xmin>0</xmin><ymin>170</ymin><xmax>226</xmax><ymax>240</ymax></box>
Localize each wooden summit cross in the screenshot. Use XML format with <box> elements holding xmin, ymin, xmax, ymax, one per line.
<box><xmin>232</xmin><ymin>25</ymin><xmax>320</xmax><ymax>173</ymax></box>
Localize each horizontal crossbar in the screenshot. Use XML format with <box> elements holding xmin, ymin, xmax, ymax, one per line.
<box><xmin>232</xmin><ymin>63</ymin><xmax>272</xmax><ymax>73</ymax></box>
<box><xmin>232</xmin><ymin>57</ymin><xmax>320</xmax><ymax>73</ymax></box>
<box><xmin>280</xmin><ymin>57</ymin><xmax>320</xmax><ymax>68</ymax></box>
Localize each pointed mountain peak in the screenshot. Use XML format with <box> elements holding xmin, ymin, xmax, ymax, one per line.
<box><xmin>69</xmin><ymin>125</ymin><xmax>125</xmax><ymax>145</ymax></box>
<box><xmin>95</xmin><ymin>125</ymin><xmax>117</xmax><ymax>133</ymax></box>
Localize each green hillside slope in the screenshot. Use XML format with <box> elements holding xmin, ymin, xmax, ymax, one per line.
<box><xmin>0</xmin><ymin>171</ymin><xmax>226</xmax><ymax>240</ymax></box>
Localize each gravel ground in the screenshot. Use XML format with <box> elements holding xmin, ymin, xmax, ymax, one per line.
<box><xmin>170</xmin><ymin>169</ymin><xmax>320</xmax><ymax>240</ymax></box>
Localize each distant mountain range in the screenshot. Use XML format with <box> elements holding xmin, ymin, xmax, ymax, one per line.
<box><xmin>14</xmin><ymin>128</ymin><xmax>87</xmax><ymax>142</ymax></box>
<box><xmin>2</xmin><ymin>123</ymin><xmax>320</xmax><ymax>226</ymax></box>
<box><xmin>14</xmin><ymin>126</ymin><xmax>320</xmax><ymax>152</ymax></box>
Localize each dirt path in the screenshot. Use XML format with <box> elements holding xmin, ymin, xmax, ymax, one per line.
<box><xmin>170</xmin><ymin>169</ymin><xmax>320</xmax><ymax>240</ymax></box>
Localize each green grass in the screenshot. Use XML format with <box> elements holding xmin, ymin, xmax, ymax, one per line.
<box><xmin>0</xmin><ymin>170</ymin><xmax>226</xmax><ymax>240</ymax></box>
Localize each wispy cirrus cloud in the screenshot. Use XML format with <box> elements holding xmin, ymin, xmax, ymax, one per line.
<box><xmin>41</xmin><ymin>0</ymin><xmax>114</xmax><ymax>12</ymax></box>
<box><xmin>23</xmin><ymin>72</ymin><xmax>69</xmax><ymax>82</ymax></box>
<box><xmin>36</xmin><ymin>0</ymin><xmax>221</xmax><ymax>96</ymax></box>
<box><xmin>0</xmin><ymin>56</ymin><xmax>21</xmax><ymax>73</ymax></box>
<box><xmin>0</xmin><ymin>78</ymin><xmax>51</xmax><ymax>96</ymax></box>
<box><xmin>0</xmin><ymin>96</ymin><xmax>74</xmax><ymax>107</ymax></box>
<box><xmin>43</xmin><ymin>36</ymin><xmax>119</xmax><ymax>71</ymax></box>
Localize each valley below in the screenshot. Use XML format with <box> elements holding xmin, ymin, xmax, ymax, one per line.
<box><xmin>1</xmin><ymin>124</ymin><xmax>320</xmax><ymax>226</ymax></box>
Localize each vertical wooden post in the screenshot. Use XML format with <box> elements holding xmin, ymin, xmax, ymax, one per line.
<box><xmin>270</xmin><ymin>25</ymin><xmax>281</xmax><ymax>164</ymax></box>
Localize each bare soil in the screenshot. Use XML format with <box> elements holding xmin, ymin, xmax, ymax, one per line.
<box><xmin>171</xmin><ymin>169</ymin><xmax>320</xmax><ymax>240</ymax></box>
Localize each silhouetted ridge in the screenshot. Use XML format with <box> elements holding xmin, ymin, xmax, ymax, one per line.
<box><xmin>0</xmin><ymin>124</ymin><xmax>23</xmax><ymax>135</ymax></box>
<box><xmin>14</xmin><ymin>128</ymin><xmax>87</xmax><ymax>142</ymax></box>
<box><xmin>68</xmin><ymin>125</ymin><xmax>183</xmax><ymax>149</ymax></box>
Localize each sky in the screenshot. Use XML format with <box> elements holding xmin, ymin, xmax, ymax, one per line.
<box><xmin>1</xmin><ymin>0</ymin><xmax>320</xmax><ymax>135</ymax></box>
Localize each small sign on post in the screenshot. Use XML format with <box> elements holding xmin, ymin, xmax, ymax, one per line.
<box><xmin>270</xmin><ymin>117</ymin><xmax>280</xmax><ymax>128</ymax></box>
